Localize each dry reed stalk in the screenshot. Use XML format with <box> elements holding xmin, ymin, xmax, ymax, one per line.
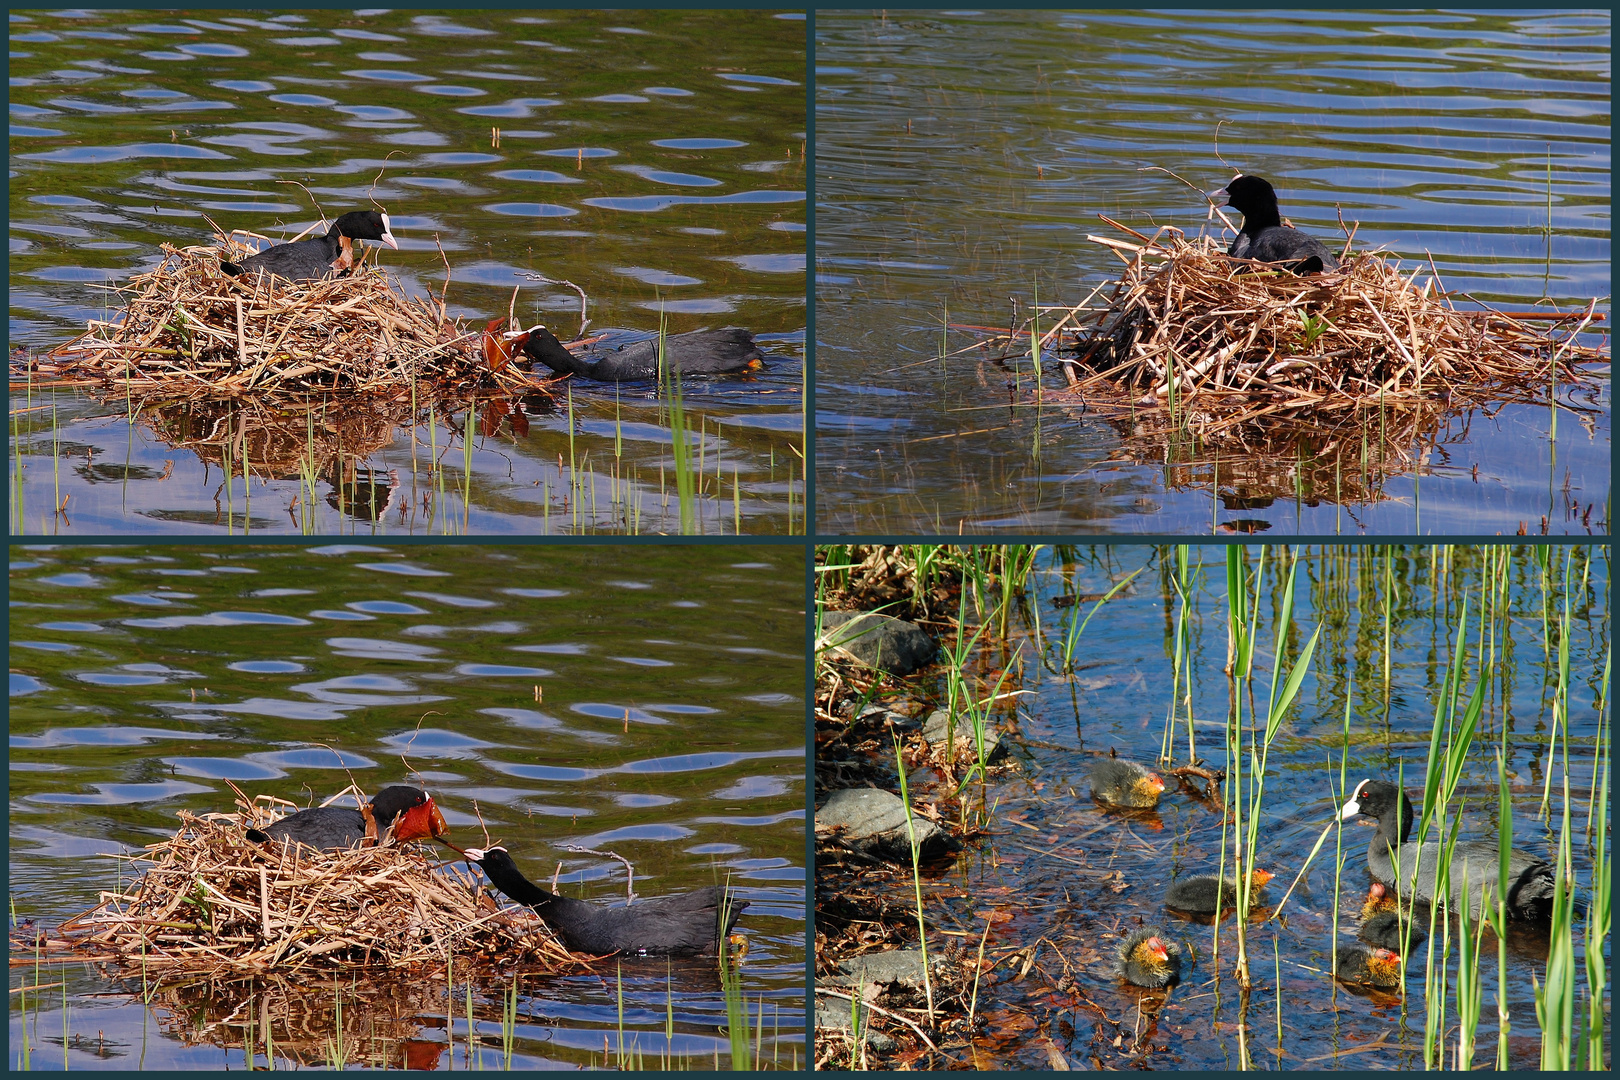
<box><xmin>34</xmin><ymin>240</ymin><xmax>552</xmax><ymax>398</ymax></box>
<box><xmin>21</xmin><ymin>803</ymin><xmax>581</xmax><ymax>976</ymax></box>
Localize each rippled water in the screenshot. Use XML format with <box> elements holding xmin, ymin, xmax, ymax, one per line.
<box><xmin>9</xmin><ymin>543</ymin><xmax>806</xmax><ymax>1069</ymax></box>
<box><xmin>814</xmin><ymin>9</ymin><xmax>1610</xmax><ymax>534</ymax></box>
<box><xmin>9</xmin><ymin>8</ymin><xmax>806</xmax><ymax>535</ymax></box>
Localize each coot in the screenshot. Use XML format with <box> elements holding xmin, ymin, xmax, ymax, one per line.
<box><xmin>1164</xmin><ymin>869</ymin><xmax>1273</xmax><ymax>913</ymax></box>
<box><xmin>1209</xmin><ymin>175</ymin><xmax>1339</xmax><ymax>274</ymax></box>
<box><xmin>463</xmin><ymin>846</ymin><xmax>747</xmax><ymax>957</ymax></box>
<box><xmin>1113</xmin><ymin>927</ymin><xmax>1182</xmax><ymax>987</ymax></box>
<box><xmin>220</xmin><ymin>210</ymin><xmax>398</xmax><ymax>282</ymax></box>
<box><xmin>517</xmin><ymin>326</ymin><xmax>766</xmax><ymax>382</ymax></box>
<box><xmin>1334</xmin><ymin>944</ymin><xmax>1402</xmax><ymax>988</ymax></box>
<box><xmin>1089</xmin><ymin>757</ymin><xmax>1165</xmax><ymax>809</ymax></box>
<box><xmin>1338</xmin><ymin>779</ymin><xmax>1557</xmax><ymax>920</ymax></box>
<box><xmin>1358</xmin><ymin>910</ymin><xmax>1424</xmax><ymax>951</ymax></box>
<box><xmin>245</xmin><ymin>785</ymin><xmax>447</xmax><ymax>850</ymax></box>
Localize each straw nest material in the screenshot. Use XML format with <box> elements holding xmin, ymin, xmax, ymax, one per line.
<box><xmin>38</xmin><ymin>237</ymin><xmax>546</xmax><ymax>397</ymax></box>
<box><xmin>28</xmin><ymin>800</ymin><xmax>581</xmax><ymax>976</ymax></box>
<box><xmin>1037</xmin><ymin>226</ymin><xmax>1608</xmax><ymax>435</ymax></box>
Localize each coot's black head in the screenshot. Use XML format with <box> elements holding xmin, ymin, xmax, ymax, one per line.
<box><xmin>1340</xmin><ymin>779</ymin><xmax>1413</xmax><ymax>843</ymax></box>
<box><xmin>1211</xmin><ymin>174</ymin><xmax>1280</xmax><ymax>219</ymax></box>
<box><xmin>330</xmin><ymin>210</ymin><xmax>398</xmax><ymax>249</ymax></box>
<box><xmin>516</xmin><ymin>327</ymin><xmax>570</xmax><ymax>363</ymax></box>
<box><xmin>370</xmin><ymin>785</ymin><xmax>428</xmax><ymax>819</ymax></box>
<box><xmin>463</xmin><ymin>845</ymin><xmax>512</xmax><ymax>870</ymax></box>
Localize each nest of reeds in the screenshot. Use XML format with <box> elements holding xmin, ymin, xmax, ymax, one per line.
<box><xmin>38</xmin><ymin>237</ymin><xmax>547</xmax><ymax>397</ymax></box>
<box><xmin>28</xmin><ymin>801</ymin><xmax>582</xmax><ymax>976</ymax></box>
<box><xmin>1038</xmin><ymin>226</ymin><xmax>1607</xmax><ymax>436</ymax></box>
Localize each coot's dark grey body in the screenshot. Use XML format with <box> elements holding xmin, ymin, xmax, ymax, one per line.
<box><xmin>1339</xmin><ymin>779</ymin><xmax>1557</xmax><ymax>920</ymax></box>
<box><xmin>519</xmin><ymin>326</ymin><xmax>765</xmax><ymax>382</ymax></box>
<box><xmin>221</xmin><ymin>210</ymin><xmax>397</xmax><ymax>282</ymax></box>
<box><xmin>1210</xmin><ymin>175</ymin><xmax>1339</xmax><ymax>274</ymax></box>
<box><xmin>465</xmin><ymin>846</ymin><xmax>746</xmax><ymax>956</ymax></box>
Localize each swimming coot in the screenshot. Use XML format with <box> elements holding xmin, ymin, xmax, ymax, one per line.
<box><xmin>1089</xmin><ymin>757</ymin><xmax>1166</xmax><ymax>809</ymax></box>
<box><xmin>245</xmin><ymin>785</ymin><xmax>447</xmax><ymax>851</ymax></box>
<box><xmin>1339</xmin><ymin>779</ymin><xmax>1557</xmax><ymax>920</ymax></box>
<box><xmin>1358</xmin><ymin>910</ymin><xmax>1424</xmax><ymax>951</ymax></box>
<box><xmin>220</xmin><ymin>210</ymin><xmax>398</xmax><ymax>282</ymax></box>
<box><xmin>517</xmin><ymin>326</ymin><xmax>766</xmax><ymax>382</ymax></box>
<box><xmin>1210</xmin><ymin>175</ymin><xmax>1339</xmax><ymax>274</ymax></box>
<box><xmin>462</xmin><ymin>846</ymin><xmax>747</xmax><ymax>957</ymax></box>
<box><xmin>1113</xmin><ymin>927</ymin><xmax>1182</xmax><ymax>988</ymax></box>
<box><xmin>1164</xmin><ymin>869</ymin><xmax>1274</xmax><ymax>914</ymax></box>
<box><xmin>1334</xmin><ymin>944</ymin><xmax>1403</xmax><ymax>988</ymax></box>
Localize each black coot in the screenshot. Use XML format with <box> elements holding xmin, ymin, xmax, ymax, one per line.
<box><xmin>1334</xmin><ymin>944</ymin><xmax>1402</xmax><ymax>988</ymax></box>
<box><xmin>1164</xmin><ymin>869</ymin><xmax>1273</xmax><ymax>914</ymax></box>
<box><xmin>220</xmin><ymin>210</ymin><xmax>398</xmax><ymax>282</ymax></box>
<box><xmin>1089</xmin><ymin>757</ymin><xmax>1165</xmax><ymax>809</ymax></box>
<box><xmin>245</xmin><ymin>785</ymin><xmax>447</xmax><ymax>850</ymax></box>
<box><xmin>1113</xmin><ymin>927</ymin><xmax>1182</xmax><ymax>987</ymax></box>
<box><xmin>463</xmin><ymin>846</ymin><xmax>747</xmax><ymax>957</ymax></box>
<box><xmin>1209</xmin><ymin>175</ymin><xmax>1339</xmax><ymax>274</ymax></box>
<box><xmin>1358</xmin><ymin>910</ymin><xmax>1425</xmax><ymax>951</ymax></box>
<box><xmin>518</xmin><ymin>326</ymin><xmax>765</xmax><ymax>382</ymax></box>
<box><xmin>1339</xmin><ymin>778</ymin><xmax>1557</xmax><ymax>920</ymax></box>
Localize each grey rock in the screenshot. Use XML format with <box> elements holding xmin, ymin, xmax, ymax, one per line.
<box><xmin>816</xmin><ymin>787</ymin><xmax>952</xmax><ymax>861</ymax></box>
<box><xmin>819</xmin><ymin>611</ymin><xmax>936</xmax><ymax>675</ymax></box>
<box><xmin>921</xmin><ymin>708</ymin><xmax>1008</xmax><ymax>764</ymax></box>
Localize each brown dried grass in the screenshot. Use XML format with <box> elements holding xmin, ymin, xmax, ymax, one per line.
<box><xmin>36</xmin><ymin>238</ymin><xmax>546</xmax><ymax>397</ymax></box>
<box><xmin>1038</xmin><ymin>226</ymin><xmax>1607</xmax><ymax>436</ymax></box>
<box><xmin>26</xmin><ymin>799</ymin><xmax>582</xmax><ymax>976</ymax></box>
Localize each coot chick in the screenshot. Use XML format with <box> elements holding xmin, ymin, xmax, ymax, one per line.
<box><xmin>1210</xmin><ymin>175</ymin><xmax>1339</xmax><ymax>274</ymax></box>
<box><xmin>1339</xmin><ymin>779</ymin><xmax>1557</xmax><ymax>920</ymax></box>
<box><xmin>220</xmin><ymin>210</ymin><xmax>398</xmax><ymax>282</ymax></box>
<box><xmin>1358</xmin><ymin>910</ymin><xmax>1424</xmax><ymax>951</ymax></box>
<box><xmin>518</xmin><ymin>326</ymin><xmax>766</xmax><ymax>382</ymax></box>
<box><xmin>245</xmin><ymin>785</ymin><xmax>447</xmax><ymax>850</ymax></box>
<box><xmin>1089</xmin><ymin>757</ymin><xmax>1165</xmax><ymax>809</ymax></box>
<box><xmin>1113</xmin><ymin>927</ymin><xmax>1182</xmax><ymax>987</ymax></box>
<box><xmin>1334</xmin><ymin>944</ymin><xmax>1403</xmax><ymax>988</ymax></box>
<box><xmin>463</xmin><ymin>846</ymin><xmax>747</xmax><ymax>957</ymax></box>
<box><xmin>1358</xmin><ymin>880</ymin><xmax>1399</xmax><ymax>921</ymax></box>
<box><xmin>1164</xmin><ymin>868</ymin><xmax>1274</xmax><ymax>913</ymax></box>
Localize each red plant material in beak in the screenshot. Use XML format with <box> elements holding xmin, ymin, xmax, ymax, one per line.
<box><xmin>483</xmin><ymin>318</ymin><xmax>517</xmax><ymax>373</ymax></box>
<box><xmin>392</xmin><ymin>797</ymin><xmax>450</xmax><ymax>843</ymax></box>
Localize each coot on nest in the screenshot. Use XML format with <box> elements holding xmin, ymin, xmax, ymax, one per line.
<box><xmin>1210</xmin><ymin>175</ymin><xmax>1339</xmax><ymax>275</ymax></box>
<box><xmin>245</xmin><ymin>785</ymin><xmax>446</xmax><ymax>851</ymax></box>
<box><xmin>220</xmin><ymin>210</ymin><xmax>398</xmax><ymax>282</ymax></box>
